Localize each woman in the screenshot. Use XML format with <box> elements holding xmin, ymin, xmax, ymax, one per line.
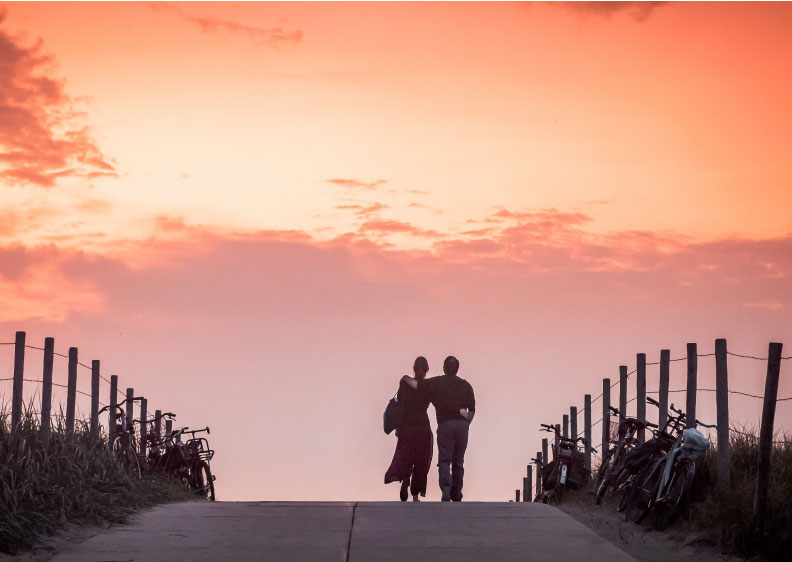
<box><xmin>384</xmin><ymin>356</ymin><xmax>433</xmax><ymax>501</ymax></box>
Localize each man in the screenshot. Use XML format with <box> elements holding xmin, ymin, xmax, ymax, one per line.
<box><xmin>402</xmin><ymin>355</ymin><xmax>475</xmax><ymax>502</ymax></box>
<box><xmin>384</xmin><ymin>356</ymin><xmax>433</xmax><ymax>502</ymax></box>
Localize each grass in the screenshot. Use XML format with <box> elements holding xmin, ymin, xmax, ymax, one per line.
<box><xmin>686</xmin><ymin>429</ymin><xmax>792</xmax><ymax>560</ymax></box>
<box><xmin>0</xmin><ymin>401</ymin><xmax>195</xmax><ymax>555</ymax></box>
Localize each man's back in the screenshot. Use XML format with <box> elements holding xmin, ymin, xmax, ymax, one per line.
<box><xmin>423</xmin><ymin>374</ymin><xmax>475</xmax><ymax>423</ymax></box>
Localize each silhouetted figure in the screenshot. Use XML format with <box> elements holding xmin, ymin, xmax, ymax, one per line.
<box><xmin>384</xmin><ymin>356</ymin><xmax>433</xmax><ymax>501</ymax></box>
<box><xmin>403</xmin><ymin>355</ymin><xmax>475</xmax><ymax>501</ymax></box>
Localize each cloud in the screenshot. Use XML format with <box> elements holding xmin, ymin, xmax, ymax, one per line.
<box><xmin>0</xmin><ymin>243</ymin><xmax>105</xmax><ymax>321</ymax></box>
<box><xmin>558</xmin><ymin>1</ymin><xmax>668</xmax><ymax>22</ymax></box>
<box><xmin>358</xmin><ymin>219</ymin><xmax>442</xmax><ymax>239</ymax></box>
<box><xmin>149</xmin><ymin>3</ymin><xmax>302</xmax><ymax>46</ymax></box>
<box><xmin>408</xmin><ymin>202</ymin><xmax>444</xmax><ymax>215</ymax></box>
<box><xmin>326</xmin><ymin>178</ymin><xmax>388</xmax><ymax>191</ymax></box>
<box><xmin>0</xmin><ymin>10</ymin><xmax>115</xmax><ymax>187</ymax></box>
<box><xmin>335</xmin><ymin>202</ymin><xmax>389</xmax><ymax>219</ymax></box>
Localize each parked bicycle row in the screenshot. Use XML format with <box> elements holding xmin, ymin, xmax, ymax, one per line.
<box><xmin>533</xmin><ymin>396</ymin><xmax>711</xmax><ymax>530</ymax></box>
<box><xmin>98</xmin><ymin>397</ymin><xmax>217</xmax><ymax>500</ymax></box>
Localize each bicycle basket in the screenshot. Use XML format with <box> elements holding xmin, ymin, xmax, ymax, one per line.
<box><xmin>186</xmin><ymin>438</ymin><xmax>214</xmax><ymax>462</ymax></box>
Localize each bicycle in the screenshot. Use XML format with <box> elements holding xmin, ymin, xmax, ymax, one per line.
<box><xmin>183</xmin><ymin>427</ymin><xmax>216</xmax><ymax>501</ymax></box>
<box><xmin>621</xmin><ymin>398</ymin><xmax>687</xmax><ymax>523</ymax></box>
<box><xmin>651</xmin><ymin>420</ymin><xmax>712</xmax><ymax>530</ymax></box>
<box><xmin>593</xmin><ymin>405</ymin><xmax>650</xmax><ymax>505</ymax></box>
<box><xmin>136</xmin><ymin>411</ymin><xmax>176</xmax><ymax>474</ymax></box>
<box><xmin>536</xmin><ymin>423</ymin><xmax>590</xmax><ymax>504</ymax></box>
<box><xmin>99</xmin><ymin>396</ymin><xmax>144</xmax><ymax>479</ymax></box>
<box><xmin>156</xmin><ymin>425</ymin><xmax>216</xmax><ymax>501</ymax></box>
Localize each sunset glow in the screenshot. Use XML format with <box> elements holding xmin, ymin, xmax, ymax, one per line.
<box><xmin>1</xmin><ymin>2</ymin><xmax>791</xmax><ymax>501</ymax></box>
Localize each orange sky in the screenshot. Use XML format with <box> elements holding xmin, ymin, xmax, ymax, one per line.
<box><xmin>1</xmin><ymin>2</ymin><xmax>791</xmax><ymax>501</ymax></box>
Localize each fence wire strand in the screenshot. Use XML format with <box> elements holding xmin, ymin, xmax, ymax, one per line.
<box><xmin>20</xmin><ymin>344</ymin><xmax>117</xmax><ymax>387</ymax></box>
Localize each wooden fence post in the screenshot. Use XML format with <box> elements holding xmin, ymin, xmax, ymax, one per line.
<box><xmin>66</xmin><ymin>347</ymin><xmax>78</xmax><ymax>436</ymax></box>
<box><xmin>686</xmin><ymin>343</ymin><xmax>698</xmax><ymax>428</ymax></box>
<box><xmin>659</xmin><ymin>349</ymin><xmax>670</xmax><ymax>429</ymax></box>
<box><xmin>619</xmin><ymin>365</ymin><xmax>627</xmax><ymax>416</ymax></box>
<box><xmin>562</xmin><ymin>415</ymin><xmax>568</xmax><ymax>439</ymax></box>
<box><xmin>715</xmin><ymin>338</ymin><xmax>731</xmax><ymax>487</ymax></box>
<box><xmin>637</xmin><ymin>353</ymin><xmax>646</xmax><ymax>443</ymax></box>
<box><xmin>515</xmin><ymin>489</ymin><xmax>520</xmax><ymax>502</ymax></box>
<box><xmin>554</xmin><ymin>424</ymin><xmax>561</xmax><ymax>451</ymax></box>
<box><xmin>41</xmin><ymin>337</ymin><xmax>54</xmax><ymax>440</ymax></box>
<box><xmin>602</xmin><ymin>378</ymin><xmax>610</xmax><ymax>460</ymax></box>
<box><xmin>90</xmin><ymin>360</ymin><xmax>100</xmax><ymax>440</ymax></box>
<box><xmin>584</xmin><ymin>394</ymin><xmax>592</xmax><ymax>474</ymax></box>
<box><xmin>524</xmin><ymin>465</ymin><xmax>532</xmax><ymax>502</ymax></box>
<box><xmin>125</xmin><ymin>388</ymin><xmax>134</xmax><ymax>432</ymax></box>
<box><xmin>11</xmin><ymin>331</ymin><xmax>26</xmax><ymax>433</ymax></box>
<box><xmin>570</xmin><ymin>406</ymin><xmax>578</xmax><ymax>441</ymax></box>
<box><xmin>109</xmin><ymin>375</ymin><xmax>118</xmax><ymax>446</ymax></box>
<box><xmin>165</xmin><ymin>418</ymin><xmax>173</xmax><ymax>439</ymax></box>
<box><xmin>535</xmin><ymin>452</ymin><xmax>542</xmax><ymax>496</ymax></box>
<box><xmin>542</xmin><ymin>438</ymin><xmax>549</xmax><ymax>466</ymax></box>
<box><xmin>754</xmin><ymin>342</ymin><xmax>783</xmax><ymax>537</ymax></box>
<box><xmin>139</xmin><ymin>398</ymin><xmax>147</xmax><ymax>455</ymax></box>
<box><xmin>154</xmin><ymin>409</ymin><xmax>162</xmax><ymax>444</ymax></box>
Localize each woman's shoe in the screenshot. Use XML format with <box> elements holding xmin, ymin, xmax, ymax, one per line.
<box><xmin>400</xmin><ymin>479</ymin><xmax>409</xmax><ymax>502</ymax></box>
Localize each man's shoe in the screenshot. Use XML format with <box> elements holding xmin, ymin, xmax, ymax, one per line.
<box><xmin>441</xmin><ymin>486</ymin><xmax>451</xmax><ymax>502</ymax></box>
<box><xmin>400</xmin><ymin>479</ymin><xmax>409</xmax><ymax>502</ymax></box>
<box><xmin>412</xmin><ymin>494</ymin><xmax>420</xmax><ymax>502</ymax></box>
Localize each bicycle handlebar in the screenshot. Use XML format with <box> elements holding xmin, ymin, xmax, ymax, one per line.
<box><xmin>99</xmin><ymin>404</ymin><xmax>126</xmax><ymax>416</ymax></box>
<box><xmin>135</xmin><ymin>412</ymin><xmax>176</xmax><ymax>425</ymax></box>
<box><xmin>646</xmin><ymin>396</ymin><xmax>660</xmax><ymax>407</ymax></box>
<box><xmin>171</xmin><ymin>426</ymin><xmax>211</xmax><ymax>438</ymax></box>
<box><xmin>646</xmin><ymin>421</ymin><xmax>658</xmax><ymax>429</ymax></box>
<box><xmin>696</xmin><ymin>419</ymin><xmax>717</xmax><ymax>429</ymax></box>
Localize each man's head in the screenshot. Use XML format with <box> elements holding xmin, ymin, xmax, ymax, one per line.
<box><xmin>443</xmin><ymin>356</ymin><xmax>459</xmax><ymax>376</ymax></box>
<box><xmin>413</xmin><ymin>356</ymin><xmax>429</xmax><ymax>380</ymax></box>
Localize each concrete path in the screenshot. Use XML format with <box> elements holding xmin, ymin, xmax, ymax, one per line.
<box><xmin>50</xmin><ymin>501</ymin><xmax>636</xmax><ymax>562</ymax></box>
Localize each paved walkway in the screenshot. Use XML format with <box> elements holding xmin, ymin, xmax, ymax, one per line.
<box><xmin>50</xmin><ymin>501</ymin><xmax>636</xmax><ymax>561</ymax></box>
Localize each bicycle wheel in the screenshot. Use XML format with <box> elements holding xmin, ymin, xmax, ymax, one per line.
<box><xmin>624</xmin><ymin>462</ymin><xmax>661</xmax><ymax>523</ymax></box>
<box><xmin>592</xmin><ymin>449</ymin><xmax>613</xmax><ymax>493</ymax></box>
<box><xmin>616</xmin><ymin>482</ymin><xmax>630</xmax><ymax>512</ymax></box>
<box><xmin>654</xmin><ymin>462</ymin><xmax>693</xmax><ymax>531</ymax></box>
<box><xmin>124</xmin><ymin>445</ymin><xmax>142</xmax><ymax>479</ymax></box>
<box><xmin>192</xmin><ymin>461</ymin><xmax>216</xmax><ymax>501</ymax></box>
<box><xmin>551</xmin><ymin>484</ymin><xmax>566</xmax><ymax>505</ymax></box>
<box><xmin>595</xmin><ymin>474</ymin><xmax>611</xmax><ymax>505</ymax></box>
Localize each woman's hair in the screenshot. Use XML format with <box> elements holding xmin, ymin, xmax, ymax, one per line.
<box><xmin>413</xmin><ymin>356</ymin><xmax>429</xmax><ymax>372</ymax></box>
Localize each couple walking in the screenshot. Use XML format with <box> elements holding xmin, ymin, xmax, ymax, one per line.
<box><xmin>384</xmin><ymin>355</ymin><xmax>476</xmax><ymax>502</ymax></box>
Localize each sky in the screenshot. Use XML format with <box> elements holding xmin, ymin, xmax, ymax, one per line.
<box><xmin>1</xmin><ymin>1</ymin><xmax>791</xmax><ymax>501</ymax></box>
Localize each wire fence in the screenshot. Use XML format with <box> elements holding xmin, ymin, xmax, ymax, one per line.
<box><xmin>573</xmin><ymin>349</ymin><xmax>792</xmax><ymax>430</ymax></box>
<box><xmin>524</xmin><ymin>340</ymin><xmax>790</xmax><ymax>505</ymax></box>
<box><xmin>1</xmin><ymin>332</ymin><xmax>167</xmax><ymax>443</ymax></box>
